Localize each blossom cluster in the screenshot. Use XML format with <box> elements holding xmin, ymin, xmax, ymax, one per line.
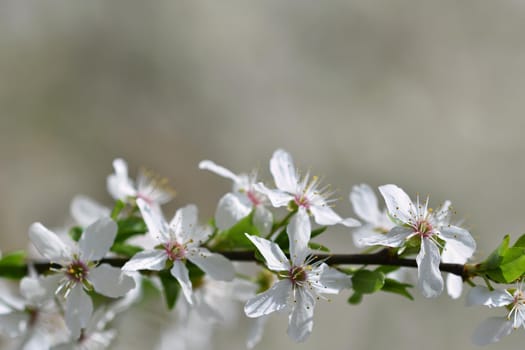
<box><xmin>0</xmin><ymin>149</ymin><xmax>522</xmax><ymax>348</ymax></box>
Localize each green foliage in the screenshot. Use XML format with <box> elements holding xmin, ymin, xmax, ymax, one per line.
<box><xmin>478</xmin><ymin>234</ymin><xmax>525</xmax><ymax>283</ymax></box>
<box><xmin>69</xmin><ymin>226</ymin><xmax>83</xmax><ymax>242</ymax></box>
<box><xmin>110</xmin><ymin>243</ymin><xmax>143</xmax><ymax>257</ymax></box>
<box><xmin>381</xmin><ymin>278</ymin><xmax>414</xmax><ymax>300</ymax></box>
<box><xmin>308</xmin><ymin>242</ymin><xmax>330</xmax><ymax>252</ymax></box>
<box><xmin>213</xmin><ymin>212</ymin><xmax>261</xmax><ymax>250</ymax></box>
<box><xmin>111</xmin><ymin>199</ymin><xmax>126</xmax><ymax>220</ymax></box>
<box><xmin>115</xmin><ymin>216</ymin><xmax>148</xmax><ymax>243</ymax></box>
<box><xmin>0</xmin><ymin>251</ymin><xmax>27</xmax><ymax>279</ymax></box>
<box><xmin>159</xmin><ymin>269</ymin><xmax>180</xmax><ymax>310</ymax></box>
<box><xmin>352</xmin><ymin>269</ymin><xmax>385</xmax><ymax>294</ymax></box>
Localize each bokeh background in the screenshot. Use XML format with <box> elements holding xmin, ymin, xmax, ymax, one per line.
<box><xmin>1</xmin><ymin>1</ymin><xmax>525</xmax><ymax>349</ymax></box>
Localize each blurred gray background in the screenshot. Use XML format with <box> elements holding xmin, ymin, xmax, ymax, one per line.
<box><xmin>1</xmin><ymin>1</ymin><xmax>525</xmax><ymax>349</ymax></box>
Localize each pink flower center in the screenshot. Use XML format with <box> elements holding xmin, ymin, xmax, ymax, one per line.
<box><xmin>137</xmin><ymin>193</ymin><xmax>154</xmax><ymax>205</ymax></box>
<box><xmin>294</xmin><ymin>194</ymin><xmax>310</xmax><ymax>209</ymax></box>
<box><xmin>164</xmin><ymin>241</ymin><xmax>186</xmax><ymax>261</ymax></box>
<box><xmin>415</xmin><ymin>220</ymin><xmax>433</xmax><ymax>238</ymax></box>
<box><xmin>65</xmin><ymin>260</ymin><xmax>89</xmax><ymax>283</ymax></box>
<box><xmin>289</xmin><ymin>265</ymin><xmax>308</xmax><ymax>286</ymax></box>
<box><xmin>247</xmin><ymin>190</ymin><xmax>262</xmax><ymax>206</ymax></box>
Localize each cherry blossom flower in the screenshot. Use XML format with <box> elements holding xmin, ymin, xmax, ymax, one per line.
<box><xmin>28</xmin><ymin>218</ymin><xmax>135</xmax><ymax>339</ymax></box>
<box><xmin>70</xmin><ymin>195</ymin><xmax>110</xmax><ymax>228</ymax></box>
<box><xmin>244</xmin><ymin>210</ymin><xmax>351</xmax><ymax>342</ymax></box>
<box><xmin>107</xmin><ymin>158</ymin><xmax>175</xmax><ymax>210</ymax></box>
<box><xmin>255</xmin><ymin>149</ymin><xmax>360</xmax><ymax>227</ymax></box>
<box><xmin>466</xmin><ymin>284</ymin><xmax>525</xmax><ymax>345</ymax></box>
<box><xmin>122</xmin><ymin>199</ymin><xmax>235</xmax><ymax>304</ymax></box>
<box><xmin>199</xmin><ymin>160</ymin><xmax>273</xmax><ymax>235</ymax></box>
<box><xmin>358</xmin><ymin>184</ymin><xmax>476</xmax><ymax>298</ymax></box>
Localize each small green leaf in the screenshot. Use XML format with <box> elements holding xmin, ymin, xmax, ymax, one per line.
<box><xmin>111</xmin><ymin>200</ymin><xmax>126</xmax><ymax>220</ymax></box>
<box><xmin>374</xmin><ymin>265</ymin><xmax>400</xmax><ymax>275</ymax></box>
<box><xmin>381</xmin><ymin>278</ymin><xmax>414</xmax><ymax>300</ymax></box>
<box><xmin>213</xmin><ymin>212</ymin><xmax>260</xmax><ymax>250</ymax></box>
<box><xmin>498</xmin><ymin>247</ymin><xmax>525</xmax><ymax>282</ymax></box>
<box><xmin>351</xmin><ymin>270</ymin><xmax>385</xmax><ymax>294</ymax></box>
<box><xmin>110</xmin><ymin>243</ymin><xmax>143</xmax><ymax>257</ymax></box>
<box><xmin>0</xmin><ymin>251</ymin><xmax>27</xmax><ymax>279</ymax></box>
<box><xmin>308</xmin><ymin>242</ymin><xmax>330</xmax><ymax>252</ymax></box>
<box><xmin>116</xmin><ymin>217</ymin><xmax>147</xmax><ymax>243</ymax></box>
<box><xmin>348</xmin><ymin>292</ymin><xmax>363</xmax><ymax>304</ymax></box>
<box><xmin>311</xmin><ymin>226</ymin><xmax>328</xmax><ymax>239</ymax></box>
<box><xmin>513</xmin><ymin>234</ymin><xmax>525</xmax><ymax>248</ymax></box>
<box><xmin>69</xmin><ymin>226</ymin><xmax>83</xmax><ymax>242</ymax></box>
<box><xmin>159</xmin><ymin>270</ymin><xmax>180</xmax><ymax>309</ymax></box>
<box><xmin>482</xmin><ymin>235</ymin><xmax>510</xmax><ymax>271</ymax></box>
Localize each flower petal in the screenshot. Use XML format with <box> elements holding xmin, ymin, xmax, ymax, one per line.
<box><xmin>122</xmin><ymin>249</ymin><xmax>167</xmax><ymax>272</ymax></box>
<box><xmin>440</xmin><ymin>225</ymin><xmax>476</xmax><ymax>261</ymax></box>
<box><xmin>214</xmin><ymin>193</ymin><xmax>251</xmax><ymax>231</ymax></box>
<box><xmin>244</xmin><ymin>279</ymin><xmax>291</xmax><ymax>317</ymax></box>
<box><xmin>199</xmin><ymin>160</ymin><xmax>241</xmax><ymax>183</ymax></box>
<box><xmin>19</xmin><ymin>275</ymin><xmax>57</xmax><ymax>304</ymax></box>
<box><xmin>471</xmin><ymin>317</ymin><xmax>513</xmax><ymax>346</ymax></box>
<box><xmin>350</xmin><ymin>184</ymin><xmax>382</xmax><ymax>223</ymax></box>
<box><xmin>137</xmin><ymin>198</ymin><xmax>170</xmax><ymax>242</ymax></box>
<box><xmin>287</xmin><ymin>209</ymin><xmax>311</xmax><ymax>266</ymax></box>
<box><xmin>245</xmin><ymin>234</ymin><xmax>289</xmax><ymax>271</ymax></box>
<box><xmin>70</xmin><ymin>195</ymin><xmax>110</xmax><ymax>227</ymax></box>
<box><xmin>416</xmin><ymin>238</ymin><xmax>443</xmax><ymax>298</ymax></box>
<box><xmin>315</xmin><ymin>263</ymin><xmax>352</xmax><ymax>294</ymax></box>
<box><xmin>79</xmin><ymin>217</ymin><xmax>117</xmax><ymax>261</ymax></box>
<box><xmin>357</xmin><ymin>226</ymin><xmax>412</xmax><ymax>247</ymax></box>
<box><xmin>378</xmin><ymin>184</ymin><xmax>414</xmax><ymax>224</ymax></box>
<box><xmin>253</xmin><ymin>183</ymin><xmax>293</xmax><ymax>208</ymax></box>
<box><xmin>107</xmin><ymin>158</ymin><xmax>136</xmax><ymax>200</ymax></box>
<box><xmin>270</xmin><ymin>149</ymin><xmax>298</xmax><ymax>193</ymax></box>
<box><xmin>0</xmin><ymin>311</ymin><xmax>28</xmax><ymax>337</ymax></box>
<box><xmin>309</xmin><ymin>205</ymin><xmax>346</xmax><ymax>227</ymax></box>
<box><xmin>28</xmin><ymin>223</ymin><xmax>71</xmax><ymax>263</ymax></box>
<box><xmin>65</xmin><ymin>284</ymin><xmax>93</xmax><ymax>340</ymax></box>
<box><xmin>253</xmin><ymin>206</ymin><xmax>273</xmax><ymax>236</ymax></box>
<box><xmin>169</xmin><ymin>204</ymin><xmax>198</xmax><ymax>243</ymax></box>
<box><xmin>187</xmin><ymin>248</ymin><xmax>235</xmax><ymax>281</ymax></box>
<box><xmin>351</xmin><ymin>226</ymin><xmax>387</xmax><ymax>248</ymax></box>
<box><xmin>91</xmin><ymin>264</ymin><xmax>135</xmax><ymax>298</ymax></box>
<box><xmin>287</xmin><ymin>287</ymin><xmax>315</xmax><ymax>342</ymax></box>
<box><xmin>246</xmin><ymin>316</ymin><xmax>269</xmax><ymax>349</ymax></box>
<box><xmin>446</xmin><ymin>274</ymin><xmax>463</xmax><ymax>299</ymax></box>
<box><xmin>466</xmin><ymin>286</ymin><xmax>513</xmax><ymax>307</ymax></box>
<box><xmin>170</xmin><ymin>260</ymin><xmax>193</xmax><ymax>304</ymax></box>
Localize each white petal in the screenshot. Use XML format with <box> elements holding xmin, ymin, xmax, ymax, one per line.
<box><xmin>245</xmin><ymin>234</ymin><xmax>289</xmax><ymax>271</ymax></box>
<box><xmin>198</xmin><ymin>160</ymin><xmax>241</xmax><ymax>183</ymax></box>
<box><xmin>70</xmin><ymin>195</ymin><xmax>110</xmax><ymax>227</ymax></box>
<box><xmin>287</xmin><ymin>287</ymin><xmax>315</xmax><ymax>342</ymax></box>
<box><xmin>440</xmin><ymin>225</ymin><xmax>476</xmax><ymax>261</ymax></box>
<box><xmin>169</xmin><ymin>204</ymin><xmax>198</xmax><ymax>243</ymax></box>
<box><xmin>170</xmin><ymin>260</ymin><xmax>193</xmax><ymax>304</ymax></box>
<box><xmin>79</xmin><ymin>218</ymin><xmax>117</xmax><ymax>261</ymax></box>
<box><xmin>246</xmin><ymin>316</ymin><xmax>269</xmax><ymax>349</ymax></box>
<box><xmin>107</xmin><ymin>158</ymin><xmax>136</xmax><ymax>200</ymax></box>
<box><xmin>315</xmin><ymin>263</ymin><xmax>352</xmax><ymax>294</ymax></box>
<box><xmin>287</xmin><ymin>210</ymin><xmax>311</xmax><ymax>266</ymax></box>
<box><xmin>357</xmin><ymin>226</ymin><xmax>412</xmax><ymax>247</ymax></box>
<box><xmin>471</xmin><ymin>317</ymin><xmax>513</xmax><ymax>346</ymax></box>
<box><xmin>20</xmin><ymin>276</ymin><xmax>54</xmax><ymax>304</ymax></box>
<box><xmin>91</xmin><ymin>264</ymin><xmax>136</xmax><ymax>298</ymax></box>
<box><xmin>0</xmin><ymin>311</ymin><xmax>28</xmax><ymax>337</ymax></box>
<box><xmin>253</xmin><ymin>206</ymin><xmax>273</xmax><ymax>236</ymax></box>
<box><xmin>215</xmin><ymin>193</ymin><xmax>251</xmax><ymax>231</ymax></box>
<box><xmin>416</xmin><ymin>238</ymin><xmax>443</xmax><ymax>298</ymax></box>
<box><xmin>122</xmin><ymin>250</ymin><xmax>167</xmax><ymax>272</ymax></box>
<box><xmin>270</xmin><ymin>149</ymin><xmax>299</xmax><ymax>193</ymax></box>
<box><xmin>466</xmin><ymin>286</ymin><xmax>513</xmax><ymax>307</ymax></box>
<box><xmin>339</xmin><ymin>217</ymin><xmax>362</xmax><ymax>228</ymax></box>
<box><xmin>187</xmin><ymin>248</ymin><xmax>235</xmax><ymax>281</ymax></box>
<box><xmin>446</xmin><ymin>274</ymin><xmax>463</xmax><ymax>299</ymax></box>
<box><xmin>65</xmin><ymin>284</ymin><xmax>93</xmax><ymax>340</ymax></box>
<box><xmin>137</xmin><ymin>198</ymin><xmax>170</xmax><ymax>242</ymax></box>
<box><xmin>28</xmin><ymin>223</ymin><xmax>70</xmax><ymax>262</ymax></box>
<box><xmin>253</xmin><ymin>183</ymin><xmax>293</xmax><ymax>208</ymax></box>
<box><xmin>244</xmin><ymin>280</ymin><xmax>291</xmax><ymax>317</ymax></box>
<box><xmin>309</xmin><ymin>205</ymin><xmax>340</xmax><ymax>226</ymax></box>
<box><xmin>378</xmin><ymin>184</ymin><xmax>414</xmax><ymax>224</ymax></box>
<box><xmin>350</xmin><ymin>184</ymin><xmax>382</xmax><ymax>223</ymax></box>
<box><xmin>351</xmin><ymin>226</ymin><xmax>387</xmax><ymax>248</ymax></box>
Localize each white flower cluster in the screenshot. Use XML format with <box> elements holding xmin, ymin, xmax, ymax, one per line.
<box><xmin>0</xmin><ymin>149</ymin><xmax>517</xmax><ymax>349</ymax></box>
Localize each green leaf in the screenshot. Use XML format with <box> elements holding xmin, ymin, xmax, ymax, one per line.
<box><xmin>111</xmin><ymin>200</ymin><xmax>126</xmax><ymax>220</ymax></box>
<box><xmin>381</xmin><ymin>278</ymin><xmax>414</xmax><ymax>300</ymax></box>
<box><xmin>497</xmin><ymin>247</ymin><xmax>525</xmax><ymax>283</ymax></box>
<box><xmin>308</xmin><ymin>242</ymin><xmax>330</xmax><ymax>252</ymax></box>
<box><xmin>513</xmin><ymin>234</ymin><xmax>525</xmax><ymax>248</ymax></box>
<box><xmin>110</xmin><ymin>243</ymin><xmax>143</xmax><ymax>257</ymax></box>
<box><xmin>0</xmin><ymin>251</ymin><xmax>27</xmax><ymax>279</ymax></box>
<box><xmin>311</xmin><ymin>226</ymin><xmax>328</xmax><ymax>239</ymax></box>
<box><xmin>158</xmin><ymin>270</ymin><xmax>180</xmax><ymax>310</ymax></box>
<box><xmin>374</xmin><ymin>265</ymin><xmax>400</xmax><ymax>275</ymax></box>
<box><xmin>351</xmin><ymin>270</ymin><xmax>385</xmax><ymax>294</ymax></box>
<box><xmin>213</xmin><ymin>212</ymin><xmax>260</xmax><ymax>250</ymax></box>
<box><xmin>69</xmin><ymin>226</ymin><xmax>83</xmax><ymax>242</ymax></box>
<box><xmin>348</xmin><ymin>292</ymin><xmax>363</xmax><ymax>304</ymax></box>
<box><xmin>482</xmin><ymin>235</ymin><xmax>510</xmax><ymax>271</ymax></box>
<box><xmin>116</xmin><ymin>217</ymin><xmax>147</xmax><ymax>243</ymax></box>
